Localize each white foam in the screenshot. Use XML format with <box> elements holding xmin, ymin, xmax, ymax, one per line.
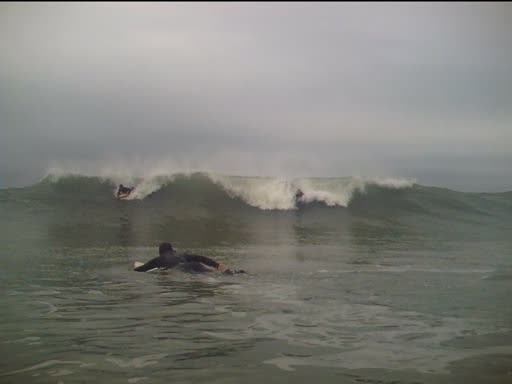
<box><xmin>212</xmin><ymin>175</ymin><xmax>414</xmax><ymax>210</ymax></box>
<box><xmin>209</xmin><ymin>175</ymin><xmax>297</xmax><ymax>210</ymax></box>
<box><xmin>0</xmin><ymin>360</ymin><xmax>92</xmax><ymax>377</ymax></box>
<box><xmin>125</xmin><ymin>174</ymin><xmax>179</xmax><ymax>200</ymax></box>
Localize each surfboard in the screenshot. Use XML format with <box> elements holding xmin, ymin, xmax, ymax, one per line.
<box><xmin>116</xmin><ymin>192</ymin><xmax>131</xmax><ymax>200</ymax></box>
<box><xmin>133</xmin><ymin>261</ymin><xmax>160</xmax><ymax>272</ymax></box>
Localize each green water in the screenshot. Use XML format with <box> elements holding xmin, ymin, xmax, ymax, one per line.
<box><xmin>1</xmin><ymin>175</ymin><xmax>512</xmax><ymax>383</ymax></box>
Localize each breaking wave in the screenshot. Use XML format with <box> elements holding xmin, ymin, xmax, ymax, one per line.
<box><xmin>42</xmin><ymin>169</ymin><xmax>414</xmax><ymax>210</ymax></box>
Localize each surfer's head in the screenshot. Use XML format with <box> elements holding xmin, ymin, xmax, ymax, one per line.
<box><xmin>159</xmin><ymin>242</ymin><xmax>174</xmax><ymax>256</ymax></box>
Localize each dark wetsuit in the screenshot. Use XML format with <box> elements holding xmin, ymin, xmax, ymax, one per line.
<box><xmin>117</xmin><ymin>185</ymin><xmax>133</xmax><ymax>195</ymax></box>
<box><xmin>134</xmin><ymin>252</ymin><xmax>220</xmax><ymax>273</ymax></box>
<box><xmin>295</xmin><ymin>189</ymin><xmax>304</xmax><ymax>204</ymax></box>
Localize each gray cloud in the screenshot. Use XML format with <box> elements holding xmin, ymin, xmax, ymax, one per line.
<box><xmin>1</xmin><ymin>3</ymin><xmax>511</xmax><ymax>190</ymax></box>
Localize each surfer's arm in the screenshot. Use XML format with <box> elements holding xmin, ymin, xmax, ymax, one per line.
<box><xmin>134</xmin><ymin>257</ymin><xmax>161</xmax><ymax>272</ymax></box>
<box><xmin>182</xmin><ymin>254</ymin><xmax>219</xmax><ymax>267</ymax></box>
<box><xmin>182</xmin><ymin>253</ymin><xmax>230</xmax><ymax>271</ymax></box>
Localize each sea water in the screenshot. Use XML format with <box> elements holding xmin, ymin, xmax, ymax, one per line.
<box><xmin>1</xmin><ymin>173</ymin><xmax>511</xmax><ymax>383</ymax></box>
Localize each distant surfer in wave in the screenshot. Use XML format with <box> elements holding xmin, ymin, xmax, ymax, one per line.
<box><xmin>117</xmin><ymin>184</ymin><xmax>133</xmax><ymax>198</ymax></box>
<box><xmin>294</xmin><ymin>189</ymin><xmax>304</xmax><ymax>205</ymax></box>
<box><xmin>134</xmin><ymin>242</ymin><xmax>245</xmax><ymax>274</ymax></box>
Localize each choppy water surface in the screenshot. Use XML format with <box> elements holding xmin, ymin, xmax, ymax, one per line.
<box><xmin>1</xmin><ymin>174</ymin><xmax>512</xmax><ymax>383</ymax></box>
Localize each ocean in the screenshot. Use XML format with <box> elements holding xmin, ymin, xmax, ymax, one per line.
<box><xmin>1</xmin><ymin>172</ymin><xmax>511</xmax><ymax>383</ymax></box>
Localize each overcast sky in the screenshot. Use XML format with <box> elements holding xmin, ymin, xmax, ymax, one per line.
<box><xmin>1</xmin><ymin>2</ymin><xmax>511</xmax><ymax>191</ymax></box>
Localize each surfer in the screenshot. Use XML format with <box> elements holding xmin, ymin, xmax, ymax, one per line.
<box><xmin>134</xmin><ymin>242</ymin><xmax>245</xmax><ymax>274</ymax></box>
<box><xmin>294</xmin><ymin>189</ymin><xmax>304</xmax><ymax>204</ymax></box>
<box><xmin>117</xmin><ymin>184</ymin><xmax>133</xmax><ymax>198</ymax></box>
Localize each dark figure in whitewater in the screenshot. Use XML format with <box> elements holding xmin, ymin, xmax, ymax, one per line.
<box><xmin>134</xmin><ymin>242</ymin><xmax>245</xmax><ymax>274</ymax></box>
<box><xmin>117</xmin><ymin>184</ymin><xmax>133</xmax><ymax>198</ymax></box>
<box><xmin>294</xmin><ymin>189</ymin><xmax>304</xmax><ymax>204</ymax></box>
